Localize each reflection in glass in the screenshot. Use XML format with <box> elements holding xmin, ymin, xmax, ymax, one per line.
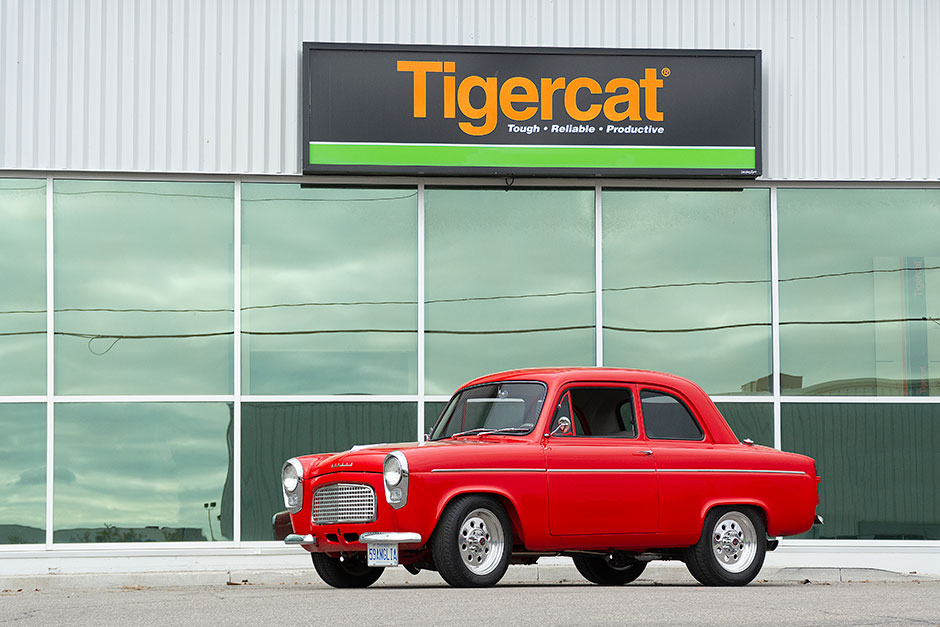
<box><xmin>715</xmin><ymin>402</ymin><xmax>773</xmax><ymax>448</ymax></box>
<box><xmin>0</xmin><ymin>404</ymin><xmax>46</xmax><ymax>544</ymax></box>
<box><xmin>425</xmin><ymin>189</ymin><xmax>595</xmax><ymax>395</ymax></box>
<box><xmin>783</xmin><ymin>403</ymin><xmax>940</xmax><ymax>539</ymax></box>
<box><xmin>0</xmin><ymin>179</ymin><xmax>46</xmax><ymax>395</ymax></box>
<box><xmin>779</xmin><ymin>190</ymin><xmax>940</xmax><ymax>396</ymax></box>
<box><xmin>53</xmin><ymin>403</ymin><xmax>233</xmax><ymax>543</ymax></box>
<box><xmin>240</xmin><ymin>402</ymin><xmax>417</xmax><ymax>540</ymax></box>
<box><xmin>602</xmin><ymin>190</ymin><xmax>772</xmax><ymax>395</ymax></box>
<box><xmin>54</xmin><ymin>180</ymin><xmax>234</xmax><ymax>395</ymax></box>
<box><xmin>241</xmin><ymin>186</ymin><xmax>418</xmax><ymax>395</ymax></box>
<box><xmin>424</xmin><ymin>402</ymin><xmax>449</xmax><ymax>436</ymax></box>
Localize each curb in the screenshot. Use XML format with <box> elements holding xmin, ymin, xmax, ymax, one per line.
<box><xmin>2</xmin><ymin>564</ymin><xmax>935</xmax><ymax>592</ymax></box>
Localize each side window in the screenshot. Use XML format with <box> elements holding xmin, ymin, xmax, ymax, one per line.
<box><xmin>554</xmin><ymin>387</ymin><xmax>637</xmax><ymax>438</ymax></box>
<box><xmin>550</xmin><ymin>391</ymin><xmax>576</xmax><ymax>436</ymax></box>
<box><xmin>640</xmin><ymin>390</ymin><xmax>704</xmax><ymax>440</ymax></box>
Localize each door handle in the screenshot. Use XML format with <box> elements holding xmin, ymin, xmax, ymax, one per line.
<box><xmin>634</xmin><ymin>450</ymin><xmax>653</xmax><ymax>456</ymax></box>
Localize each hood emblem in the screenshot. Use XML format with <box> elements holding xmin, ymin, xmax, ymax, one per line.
<box><xmin>331</xmin><ymin>462</ymin><xmax>353</xmax><ymax>468</ymax></box>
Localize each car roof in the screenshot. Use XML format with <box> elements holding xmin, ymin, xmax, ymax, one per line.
<box><xmin>462</xmin><ymin>367</ymin><xmax>696</xmax><ymax>388</ymax></box>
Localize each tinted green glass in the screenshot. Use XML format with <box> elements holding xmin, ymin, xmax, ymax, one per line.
<box><xmin>424</xmin><ymin>402</ymin><xmax>449</xmax><ymax>436</ymax></box>
<box><xmin>54</xmin><ymin>180</ymin><xmax>234</xmax><ymax>395</ymax></box>
<box><xmin>0</xmin><ymin>404</ymin><xmax>46</xmax><ymax>544</ymax></box>
<box><xmin>783</xmin><ymin>403</ymin><xmax>940</xmax><ymax>539</ymax></box>
<box><xmin>778</xmin><ymin>189</ymin><xmax>940</xmax><ymax>396</ymax></box>
<box><xmin>240</xmin><ymin>402</ymin><xmax>417</xmax><ymax>540</ymax></box>
<box><xmin>603</xmin><ymin>190</ymin><xmax>772</xmax><ymax>395</ymax></box>
<box><xmin>53</xmin><ymin>403</ymin><xmax>233</xmax><ymax>543</ymax></box>
<box><xmin>715</xmin><ymin>402</ymin><xmax>773</xmax><ymax>447</ymax></box>
<box><xmin>0</xmin><ymin>179</ymin><xmax>45</xmax><ymax>395</ymax></box>
<box><xmin>425</xmin><ymin>189</ymin><xmax>595</xmax><ymax>395</ymax></box>
<box><xmin>241</xmin><ymin>186</ymin><xmax>417</xmax><ymax>395</ymax></box>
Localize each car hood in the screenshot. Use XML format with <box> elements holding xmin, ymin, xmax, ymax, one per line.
<box><xmin>301</xmin><ymin>437</ymin><xmax>536</xmax><ymax>476</ymax></box>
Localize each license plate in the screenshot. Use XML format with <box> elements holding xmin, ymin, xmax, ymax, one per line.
<box><xmin>366</xmin><ymin>542</ymin><xmax>398</xmax><ymax>567</ymax></box>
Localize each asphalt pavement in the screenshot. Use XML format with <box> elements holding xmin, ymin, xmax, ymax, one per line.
<box><xmin>2</xmin><ymin>565</ymin><xmax>939</xmax><ymax>627</ymax></box>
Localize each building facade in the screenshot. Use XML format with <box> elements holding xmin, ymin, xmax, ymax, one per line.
<box><xmin>1</xmin><ymin>0</ymin><xmax>938</xmax><ymax>574</ymax></box>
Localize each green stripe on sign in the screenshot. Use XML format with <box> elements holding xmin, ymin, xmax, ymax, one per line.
<box><xmin>309</xmin><ymin>142</ymin><xmax>756</xmax><ymax>170</ymax></box>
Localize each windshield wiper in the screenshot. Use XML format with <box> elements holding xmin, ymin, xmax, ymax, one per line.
<box><xmin>449</xmin><ymin>428</ymin><xmax>495</xmax><ymax>438</ymax></box>
<box><xmin>479</xmin><ymin>424</ymin><xmax>534</xmax><ymax>437</ymax></box>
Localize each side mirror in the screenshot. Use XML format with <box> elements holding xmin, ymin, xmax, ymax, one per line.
<box><xmin>550</xmin><ymin>416</ymin><xmax>572</xmax><ymax>436</ymax></box>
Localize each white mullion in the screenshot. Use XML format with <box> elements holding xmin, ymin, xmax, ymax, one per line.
<box><xmin>770</xmin><ymin>185</ymin><xmax>782</xmax><ymax>450</ymax></box>
<box><xmin>594</xmin><ymin>184</ymin><xmax>603</xmax><ymax>367</ymax></box>
<box><xmin>243</xmin><ymin>395</ymin><xmax>420</xmax><ymax>403</ymax></box>
<box><xmin>417</xmin><ymin>183</ymin><xmax>425</xmax><ymax>441</ymax></box>
<box><xmin>45</xmin><ymin>176</ymin><xmax>54</xmax><ymax>548</ymax></box>
<box><xmin>233</xmin><ymin>179</ymin><xmax>242</xmax><ymax>544</ymax></box>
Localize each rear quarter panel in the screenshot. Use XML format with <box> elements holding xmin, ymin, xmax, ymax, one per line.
<box><xmin>653</xmin><ymin>443</ymin><xmax>818</xmax><ymax>539</ymax></box>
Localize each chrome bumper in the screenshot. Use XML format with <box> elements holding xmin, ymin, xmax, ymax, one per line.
<box><xmin>283</xmin><ymin>531</ymin><xmax>422</xmax><ymax>546</ymax></box>
<box><xmin>359</xmin><ymin>532</ymin><xmax>422</xmax><ymax>544</ymax></box>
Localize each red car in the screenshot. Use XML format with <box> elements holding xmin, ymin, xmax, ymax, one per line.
<box><xmin>274</xmin><ymin>368</ymin><xmax>821</xmax><ymax>587</ymax></box>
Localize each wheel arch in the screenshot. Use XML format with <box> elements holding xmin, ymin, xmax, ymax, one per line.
<box><xmin>698</xmin><ymin>500</ymin><xmax>769</xmax><ymax>539</ymax></box>
<box><xmin>431</xmin><ymin>489</ymin><xmax>526</xmax><ymax>547</ymax></box>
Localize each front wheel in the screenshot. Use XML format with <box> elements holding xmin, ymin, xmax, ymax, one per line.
<box><xmin>432</xmin><ymin>495</ymin><xmax>513</xmax><ymax>587</ymax></box>
<box><xmin>311</xmin><ymin>552</ymin><xmax>384</xmax><ymax>588</ymax></box>
<box><xmin>684</xmin><ymin>506</ymin><xmax>766</xmax><ymax>586</ymax></box>
<box><xmin>573</xmin><ymin>554</ymin><xmax>647</xmax><ymax>585</ymax></box>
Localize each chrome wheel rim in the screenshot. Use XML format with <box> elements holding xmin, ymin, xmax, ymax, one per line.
<box><xmin>458</xmin><ymin>508</ymin><xmax>504</xmax><ymax>576</ymax></box>
<box><xmin>711</xmin><ymin>512</ymin><xmax>758</xmax><ymax>574</ymax></box>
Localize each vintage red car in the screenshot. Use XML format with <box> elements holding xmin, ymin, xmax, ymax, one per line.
<box><xmin>274</xmin><ymin>368</ymin><xmax>821</xmax><ymax>587</ymax></box>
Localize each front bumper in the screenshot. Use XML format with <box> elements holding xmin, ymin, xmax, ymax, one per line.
<box><xmin>283</xmin><ymin>531</ymin><xmax>422</xmax><ymax>547</ymax></box>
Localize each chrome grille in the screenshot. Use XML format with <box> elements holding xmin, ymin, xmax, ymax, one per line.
<box><xmin>312</xmin><ymin>483</ymin><xmax>377</xmax><ymax>525</ymax></box>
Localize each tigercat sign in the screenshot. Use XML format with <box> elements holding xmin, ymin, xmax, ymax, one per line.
<box><xmin>302</xmin><ymin>43</ymin><xmax>762</xmax><ymax>178</ymax></box>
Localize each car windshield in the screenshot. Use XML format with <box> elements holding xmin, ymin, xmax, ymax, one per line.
<box><xmin>430</xmin><ymin>382</ymin><xmax>547</xmax><ymax>440</ymax></box>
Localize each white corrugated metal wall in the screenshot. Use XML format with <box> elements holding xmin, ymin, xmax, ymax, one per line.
<box><xmin>0</xmin><ymin>0</ymin><xmax>938</xmax><ymax>180</ymax></box>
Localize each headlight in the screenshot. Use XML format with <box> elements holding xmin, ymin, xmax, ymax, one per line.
<box><xmin>384</xmin><ymin>455</ymin><xmax>403</xmax><ymax>486</ymax></box>
<box><xmin>383</xmin><ymin>451</ymin><xmax>408</xmax><ymax>509</ymax></box>
<box><xmin>283</xmin><ymin>464</ymin><xmax>300</xmax><ymax>492</ymax></box>
<box><xmin>281</xmin><ymin>458</ymin><xmax>304</xmax><ymax>513</ymax></box>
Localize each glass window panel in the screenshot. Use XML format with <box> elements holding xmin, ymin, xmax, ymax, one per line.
<box><xmin>54</xmin><ymin>180</ymin><xmax>234</xmax><ymax>395</ymax></box>
<box><xmin>783</xmin><ymin>403</ymin><xmax>940</xmax><ymax>540</ymax></box>
<box><xmin>53</xmin><ymin>403</ymin><xmax>233</xmax><ymax>543</ymax></box>
<box><xmin>0</xmin><ymin>404</ymin><xmax>46</xmax><ymax>544</ymax></box>
<box><xmin>241</xmin><ymin>186</ymin><xmax>418</xmax><ymax>395</ymax></box>
<box><xmin>714</xmin><ymin>402</ymin><xmax>773</xmax><ymax>447</ymax></box>
<box><xmin>778</xmin><ymin>189</ymin><xmax>940</xmax><ymax>396</ymax></box>
<box><xmin>425</xmin><ymin>189</ymin><xmax>595</xmax><ymax>395</ymax></box>
<box><xmin>602</xmin><ymin>190</ymin><xmax>771</xmax><ymax>395</ymax></box>
<box><xmin>240</xmin><ymin>402</ymin><xmax>417</xmax><ymax>540</ymax></box>
<box><xmin>0</xmin><ymin>179</ymin><xmax>45</xmax><ymax>395</ymax></box>
<box><xmin>424</xmin><ymin>402</ymin><xmax>449</xmax><ymax>436</ymax></box>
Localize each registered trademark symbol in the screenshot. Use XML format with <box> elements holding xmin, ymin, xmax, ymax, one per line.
<box><xmin>661</xmin><ymin>67</ymin><xmax>671</xmax><ymax>77</ymax></box>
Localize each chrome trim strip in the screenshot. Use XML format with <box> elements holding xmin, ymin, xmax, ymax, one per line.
<box><xmin>548</xmin><ymin>468</ymin><xmax>654</xmax><ymax>473</ymax></box>
<box><xmin>359</xmin><ymin>532</ymin><xmax>422</xmax><ymax>544</ymax></box>
<box><xmin>656</xmin><ymin>469</ymin><xmax>806</xmax><ymax>475</ymax></box>
<box><xmin>430</xmin><ymin>468</ymin><xmax>545</xmax><ymax>473</ymax></box>
<box><xmin>431</xmin><ymin>467</ymin><xmax>806</xmax><ymax>475</ymax></box>
<box><xmin>284</xmin><ymin>534</ymin><xmax>316</xmax><ymax>545</ymax></box>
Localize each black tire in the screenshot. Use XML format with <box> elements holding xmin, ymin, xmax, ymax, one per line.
<box><xmin>311</xmin><ymin>552</ymin><xmax>384</xmax><ymax>588</ymax></box>
<box><xmin>573</xmin><ymin>554</ymin><xmax>647</xmax><ymax>585</ymax></box>
<box><xmin>432</xmin><ymin>495</ymin><xmax>513</xmax><ymax>587</ymax></box>
<box><xmin>684</xmin><ymin>506</ymin><xmax>767</xmax><ymax>586</ymax></box>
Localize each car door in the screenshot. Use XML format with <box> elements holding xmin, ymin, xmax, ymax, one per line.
<box><xmin>544</xmin><ymin>384</ymin><xmax>659</xmax><ymax>535</ymax></box>
<box><xmin>637</xmin><ymin>387</ymin><xmax>714</xmax><ymax>535</ymax></box>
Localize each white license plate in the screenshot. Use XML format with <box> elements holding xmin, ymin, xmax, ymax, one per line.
<box><xmin>366</xmin><ymin>543</ymin><xmax>398</xmax><ymax>567</ymax></box>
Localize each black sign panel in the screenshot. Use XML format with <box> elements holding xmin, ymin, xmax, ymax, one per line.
<box><xmin>302</xmin><ymin>43</ymin><xmax>761</xmax><ymax>178</ymax></box>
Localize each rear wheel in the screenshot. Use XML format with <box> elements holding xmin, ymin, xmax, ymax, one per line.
<box><xmin>573</xmin><ymin>554</ymin><xmax>647</xmax><ymax>585</ymax></box>
<box><xmin>311</xmin><ymin>552</ymin><xmax>384</xmax><ymax>588</ymax></box>
<box><xmin>432</xmin><ymin>495</ymin><xmax>512</xmax><ymax>587</ymax></box>
<box><xmin>685</xmin><ymin>507</ymin><xmax>766</xmax><ymax>586</ymax></box>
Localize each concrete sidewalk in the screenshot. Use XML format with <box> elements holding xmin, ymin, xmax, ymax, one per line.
<box><xmin>1</xmin><ymin>562</ymin><xmax>935</xmax><ymax>592</ymax></box>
